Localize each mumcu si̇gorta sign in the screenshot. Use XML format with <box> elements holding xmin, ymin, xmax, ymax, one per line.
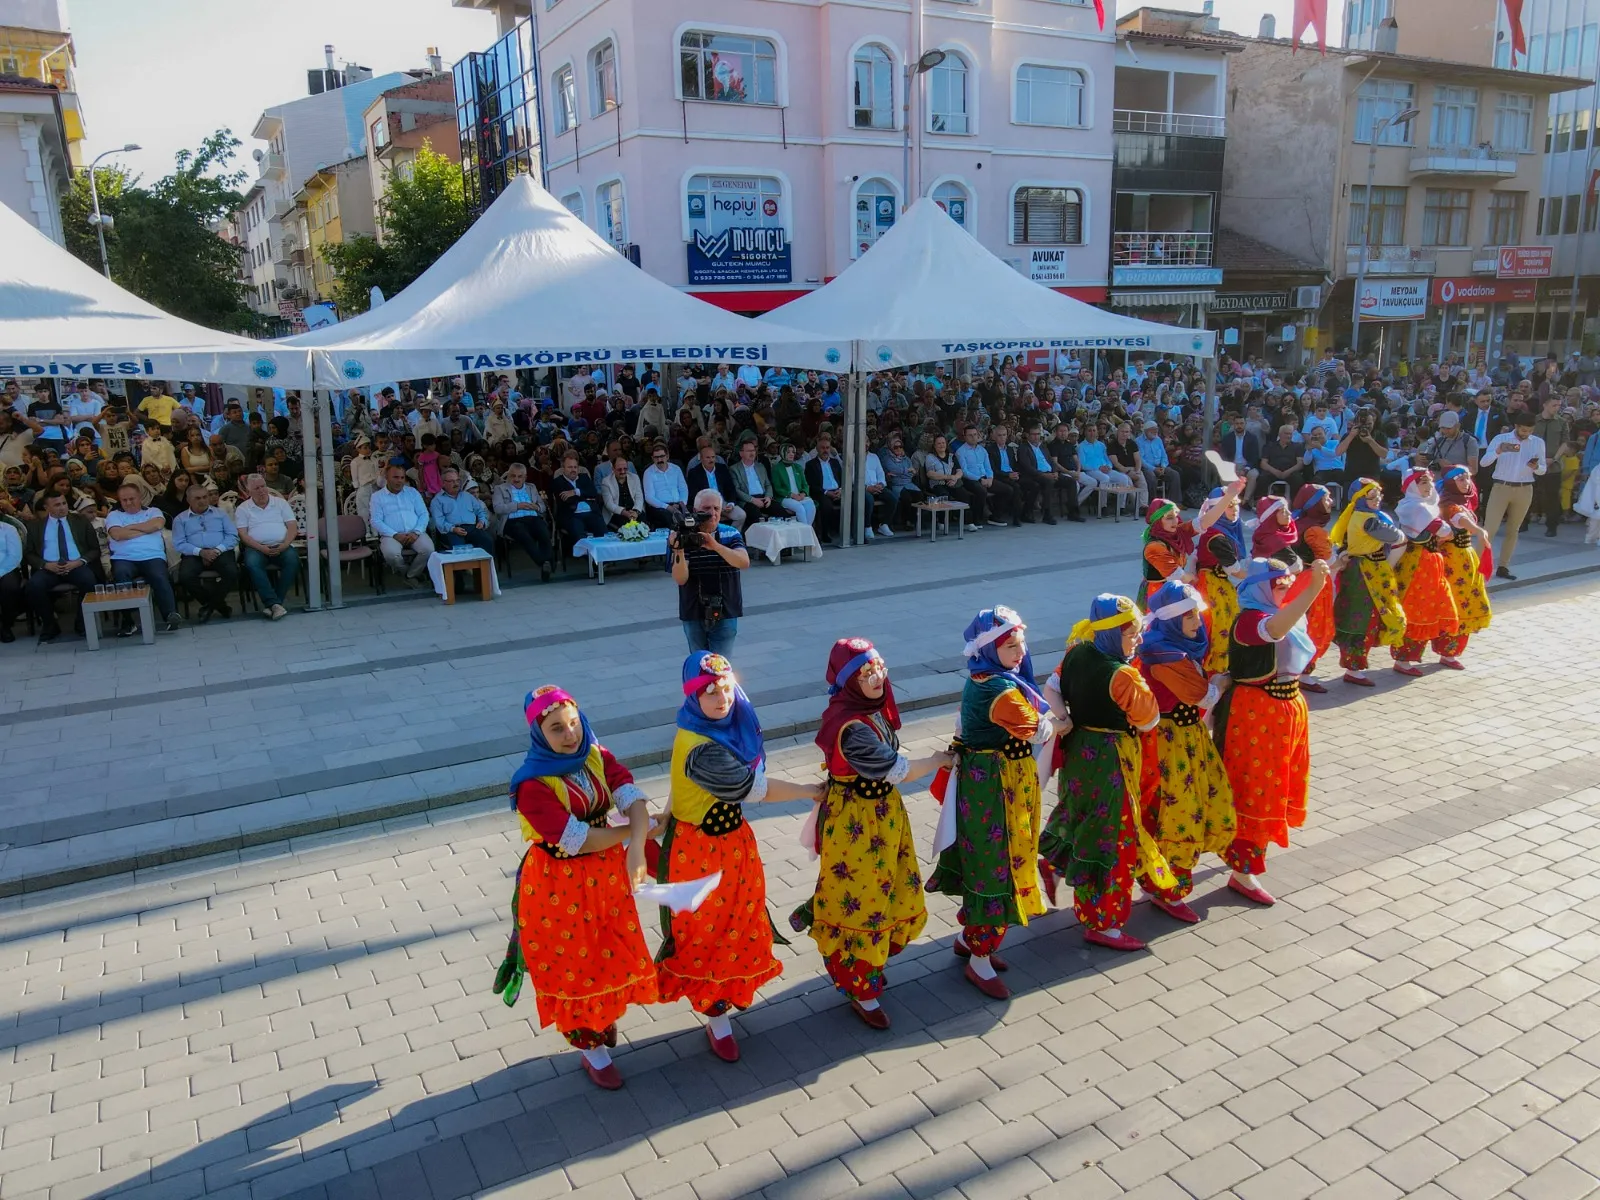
<box><xmin>687</xmin><ymin>226</ymin><xmax>791</xmax><ymax>285</ymax></box>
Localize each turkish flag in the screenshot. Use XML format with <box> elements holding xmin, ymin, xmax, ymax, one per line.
<box><xmin>1291</xmin><ymin>0</ymin><xmax>1329</xmax><ymax>53</ymax></box>
<box><xmin>1504</xmin><ymin>0</ymin><xmax>1528</xmax><ymax>64</ymax></box>
<box><xmin>1093</xmin><ymin>0</ymin><xmax>1106</xmax><ymax>29</ymax></box>
<box><xmin>1586</xmin><ymin>167</ymin><xmax>1599</xmax><ymax>209</ymax></box>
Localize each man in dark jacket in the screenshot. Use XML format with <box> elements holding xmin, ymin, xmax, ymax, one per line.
<box><xmin>983</xmin><ymin>424</ymin><xmax>1022</xmax><ymax>526</ymax></box>
<box><xmin>549</xmin><ymin>452</ymin><xmax>608</xmax><ymax>542</ymax></box>
<box><xmin>24</xmin><ymin>492</ymin><xmax>103</xmax><ymax>642</ymax></box>
<box><xmin>804</xmin><ymin>434</ymin><xmax>845</xmax><ymax>543</ymax></box>
<box><xmin>685</xmin><ymin>440</ymin><xmax>746</xmax><ymax>528</ymax></box>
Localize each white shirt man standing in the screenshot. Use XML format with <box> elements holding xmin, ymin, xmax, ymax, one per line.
<box><xmin>1479</xmin><ymin>413</ymin><xmax>1547</xmax><ymax>580</ymax></box>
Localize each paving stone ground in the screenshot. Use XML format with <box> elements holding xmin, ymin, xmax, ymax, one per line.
<box><xmin>1</xmin><ymin>577</ymin><xmax>1599</xmax><ymax>1200</ymax></box>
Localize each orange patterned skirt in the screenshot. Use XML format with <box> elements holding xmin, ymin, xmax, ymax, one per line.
<box><xmin>1393</xmin><ymin>545</ymin><xmax>1461</xmax><ymax>644</ymax></box>
<box><xmin>515</xmin><ymin>843</ymin><xmax>658</xmax><ymax>1036</ymax></box>
<box><xmin>656</xmin><ymin>819</ymin><xmax>783</xmax><ymax>1012</ymax></box>
<box><xmin>1286</xmin><ymin>567</ymin><xmax>1336</xmax><ymax>659</ymax></box>
<box><xmin>1215</xmin><ymin>684</ymin><xmax>1309</xmax><ymax>852</ymax></box>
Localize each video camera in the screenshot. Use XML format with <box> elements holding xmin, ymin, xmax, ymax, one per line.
<box><xmin>672</xmin><ymin>508</ymin><xmax>711</xmax><ymax>552</ymax></box>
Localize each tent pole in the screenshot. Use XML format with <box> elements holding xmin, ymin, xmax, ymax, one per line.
<box><xmin>853</xmin><ymin>366</ymin><xmax>869</xmax><ymax>546</ymax></box>
<box><xmin>1201</xmin><ymin>357</ymin><xmax>1217</xmax><ymax>467</ymax></box>
<box><xmin>838</xmin><ymin>363</ymin><xmax>856</xmax><ymax>549</ymax></box>
<box><xmin>318</xmin><ymin>388</ymin><xmax>343</xmax><ymax>609</ymax></box>
<box><xmin>301</xmin><ymin>388</ymin><xmax>324</xmax><ymax>612</ymax></box>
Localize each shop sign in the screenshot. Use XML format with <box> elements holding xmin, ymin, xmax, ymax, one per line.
<box><xmin>1496</xmin><ymin>246</ymin><xmax>1554</xmax><ymax>279</ymax></box>
<box><xmin>687</xmin><ymin>226</ymin><xmax>792</xmax><ymax>286</ymax></box>
<box><xmin>1027</xmin><ymin>247</ymin><xmax>1070</xmax><ymax>283</ymax></box>
<box><xmin>1431</xmin><ymin>277</ymin><xmax>1537</xmax><ymax>305</ymax></box>
<box><xmin>1357</xmin><ymin>277</ymin><xmax>1428</xmax><ymax>321</ymax></box>
<box><xmin>1211</xmin><ymin>291</ymin><xmax>1290</xmax><ymax>314</ymax></box>
<box><xmin>1111</xmin><ymin>265</ymin><xmax>1225</xmax><ymax>287</ymax></box>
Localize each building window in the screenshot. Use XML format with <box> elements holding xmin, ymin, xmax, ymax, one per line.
<box><xmin>1422</xmin><ymin>188</ymin><xmax>1471</xmax><ymax>246</ymax></box>
<box><xmin>591</xmin><ymin>40</ymin><xmax>618</xmax><ymax>115</ymax></box>
<box><xmin>680</xmin><ymin>30</ymin><xmax>778</xmax><ymax>105</ymax></box>
<box><xmin>1348</xmin><ymin>185</ymin><xmax>1407</xmax><ymax>247</ymax></box>
<box><xmin>1015</xmin><ymin>64</ymin><xmax>1086</xmax><ymax>128</ymax></box>
<box><xmin>1495</xmin><ymin>93</ymin><xmax>1534</xmax><ymax>151</ymax></box>
<box><xmin>1012</xmin><ymin>186</ymin><xmax>1084</xmax><ymax>244</ymax></box>
<box><xmin>596</xmin><ymin>180</ymin><xmax>627</xmax><ymax>251</ymax></box>
<box><xmin>929</xmin><ymin>54</ymin><xmax>969</xmax><ymax>134</ymax></box>
<box><xmin>1566</xmin><ymin>192</ymin><xmax>1582</xmax><ymax>234</ymax></box>
<box><xmin>370</xmin><ymin>117</ymin><xmax>388</xmax><ymax>150</ymax></box>
<box><xmin>1354</xmin><ymin>80</ymin><xmax>1416</xmax><ymax>144</ymax></box>
<box><xmin>932</xmin><ymin>180</ymin><xmax>971</xmax><ymax>230</ymax></box>
<box><xmin>1429</xmin><ymin>86</ymin><xmax>1478</xmax><ymax>150</ymax></box>
<box><xmin>553</xmin><ymin>66</ymin><xmax>577</xmax><ymax>133</ymax></box>
<box><xmin>853</xmin><ymin>44</ymin><xmax>895</xmax><ymax>129</ymax></box>
<box><xmin>561</xmin><ymin>190</ymin><xmax>585</xmax><ymax>221</ymax></box>
<box><xmin>852</xmin><ymin>178</ymin><xmax>899</xmax><ymax>256</ymax></box>
<box><xmin>1557</xmin><ymin>111</ymin><xmax>1572</xmax><ymax>154</ymax></box>
<box><xmin>1486</xmin><ymin>192</ymin><xmax>1525</xmax><ymax>245</ymax></box>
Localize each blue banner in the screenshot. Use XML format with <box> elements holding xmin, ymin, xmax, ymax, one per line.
<box><xmin>687</xmin><ymin>226</ymin><xmax>791</xmax><ymax>286</ymax></box>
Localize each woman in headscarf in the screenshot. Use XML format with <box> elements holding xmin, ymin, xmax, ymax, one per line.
<box><xmin>1285</xmin><ymin>484</ymin><xmax>1339</xmax><ymax>693</ymax></box>
<box><xmin>926</xmin><ymin>607</ymin><xmax>1056</xmax><ymax>999</ymax></box>
<box><xmin>1194</xmin><ymin>483</ymin><xmax>1249</xmax><ymax>674</ymax></box>
<box><xmin>1038</xmin><ymin>595</ymin><xmax>1167</xmax><ymax>951</ymax></box>
<box><xmin>770</xmin><ymin>442</ymin><xmax>816</xmax><ymax>526</ymax></box>
<box><xmin>1132</xmin><ymin>580</ymin><xmax>1237</xmax><ymax>924</ymax></box>
<box><xmin>1389</xmin><ymin>469</ymin><xmax>1461</xmax><ymax>676</ymax></box>
<box><xmin>1434</xmin><ymin>466</ymin><xmax>1492</xmax><ymax>668</ymax></box>
<box><xmin>1330</xmin><ymin>478</ymin><xmax>1409</xmax><ymax>686</ymax></box>
<box><xmin>657</xmin><ymin>652</ymin><xmax>821</xmax><ymax>1062</ymax></box>
<box><xmin>791</xmin><ymin>639</ymin><xmax>948</xmax><ymax>1029</ymax></box>
<box><xmin>1138</xmin><ymin>488</ymin><xmax>1236</xmax><ymax>608</ymax></box>
<box><xmin>1213</xmin><ymin>556</ymin><xmax>1331</xmax><ymax>905</ymax></box>
<box><xmin>492</xmin><ymin>686</ymin><xmax>657</xmax><ymax>1091</ymax></box>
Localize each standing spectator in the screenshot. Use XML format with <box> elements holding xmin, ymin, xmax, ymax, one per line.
<box><xmin>1416</xmin><ymin>410</ymin><xmax>1479</xmax><ymax>475</ymax></box>
<box><xmin>668</xmin><ymin>489</ymin><xmax>749</xmax><ymax>655</ymax></box>
<box><xmin>233</xmin><ymin>474</ymin><xmax>300</xmax><ymax>619</ymax></box>
<box><xmin>492</xmin><ymin>462</ymin><xmax>554</xmax><ymax>582</ymax></box>
<box><xmin>1531</xmin><ymin>393</ymin><xmax>1572</xmax><ymax>537</ymax></box>
<box><xmin>370</xmin><ymin>463</ymin><xmax>435</xmax><ymax>585</ymax></box>
<box><xmin>22</xmin><ymin>492</ymin><xmax>102</xmax><ymax>641</ymax></box>
<box><xmin>643</xmin><ymin>442</ymin><xmax>689</xmax><ymax>528</ymax></box>
<box><xmin>172</xmin><ymin>483</ymin><xmax>238</xmax><ymax>622</ymax></box>
<box><xmin>0</xmin><ymin>516</ymin><xmax>22</xmax><ymax>642</ymax></box>
<box><xmin>0</xmin><ymin>409</ymin><xmax>40</xmax><ymax>471</ymax></box>
<box><xmin>550</xmin><ymin>453</ymin><xmax>608</xmax><ymax>542</ymax></box>
<box><xmin>1481</xmin><ymin>413</ymin><xmax>1548</xmax><ymax>580</ymax></box>
<box><xmin>429</xmin><ymin>468</ymin><xmax>494</xmax><ymax>553</ymax></box>
<box><xmin>105</xmin><ymin>481</ymin><xmax>182</xmax><ymax>633</ymax></box>
<box><xmin>136</xmin><ymin>382</ymin><xmax>179</xmax><ymax>429</ymax></box>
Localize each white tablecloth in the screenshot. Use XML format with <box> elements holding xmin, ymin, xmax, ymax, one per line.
<box><xmin>744</xmin><ymin>519</ymin><xmax>823</xmax><ymax>564</ymax></box>
<box><xmin>573</xmin><ymin>531</ymin><xmax>672</xmax><ymax>566</ymax></box>
<box><xmin>427</xmin><ymin>548</ymin><xmax>503</xmax><ymax>599</ymax></box>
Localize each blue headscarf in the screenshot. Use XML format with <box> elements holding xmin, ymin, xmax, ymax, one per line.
<box><xmin>1069</xmin><ymin>593</ymin><xmax>1143</xmax><ymax>662</ymax></box>
<box><xmin>1235</xmin><ymin>557</ymin><xmax>1316</xmax><ymax>675</ymax></box>
<box><xmin>963</xmin><ymin>606</ymin><xmax>1047</xmax><ymax>713</ymax></box>
<box><xmin>1139</xmin><ymin>581</ymin><xmax>1209</xmax><ymax>666</ymax></box>
<box><xmin>677</xmin><ymin>651</ymin><xmax>766</xmax><ymax>767</ymax></box>
<box><xmin>509</xmin><ymin>687</ymin><xmax>597</xmax><ymax>805</ymax></box>
<box><xmin>1207</xmin><ymin>486</ymin><xmax>1248</xmax><ymax>561</ymax></box>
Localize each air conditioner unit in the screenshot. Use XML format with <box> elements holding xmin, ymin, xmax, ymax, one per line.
<box><xmin>1294</xmin><ymin>285</ymin><xmax>1323</xmax><ymax>310</ymax></box>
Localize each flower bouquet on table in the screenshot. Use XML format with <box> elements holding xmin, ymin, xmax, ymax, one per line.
<box><xmin>617</xmin><ymin>520</ymin><xmax>650</xmax><ymax>543</ymax></box>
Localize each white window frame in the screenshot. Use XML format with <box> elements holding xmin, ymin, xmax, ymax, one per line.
<box><xmin>1008</xmin><ymin>182</ymin><xmax>1088</xmax><ymax>246</ymax></box>
<box><xmin>1012</xmin><ymin>61</ymin><xmax>1092</xmax><ymax>129</ymax></box>
<box><xmin>1354</xmin><ymin>79</ymin><xmax>1417</xmax><ymax>145</ymax></box>
<box><xmin>850</xmin><ymin>176</ymin><xmax>903</xmax><ymax>258</ymax></box>
<box><xmin>675</xmin><ymin>24</ymin><xmax>786</xmax><ymax>107</ymax></box>
<box><xmin>927</xmin><ymin>48</ymin><xmax>974</xmax><ymax>136</ymax></box>
<box><xmin>594</xmin><ymin>177</ymin><xmax>628</xmax><ymax>251</ymax></box>
<box><xmin>1429</xmin><ymin>86</ymin><xmax>1479</xmax><ymax>150</ymax></box>
<box><xmin>679</xmin><ymin>167</ymin><xmax>794</xmax><ymax>242</ymax></box>
<box><xmin>929</xmin><ymin>176</ymin><xmax>975</xmax><ymax>234</ymax></box>
<box><xmin>552</xmin><ymin>63</ymin><xmax>577</xmax><ymax>134</ymax></box>
<box><xmin>590</xmin><ymin>38</ymin><xmax>620</xmax><ymax>117</ymax></box>
<box><xmin>850</xmin><ymin>39</ymin><xmax>900</xmax><ymax>131</ymax></box>
<box><xmin>560</xmin><ymin>190</ymin><xmax>585</xmax><ymax>223</ymax></box>
<box><xmin>1495</xmin><ymin>92</ymin><xmax>1535</xmax><ymax>152</ymax></box>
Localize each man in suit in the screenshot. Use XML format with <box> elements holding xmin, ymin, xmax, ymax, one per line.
<box><xmin>1217</xmin><ymin>422</ymin><xmax>1263</xmax><ymax>500</ymax></box>
<box><xmin>550</xmin><ymin>452</ymin><xmax>608</xmax><ymax>542</ymax></box>
<box><xmin>804</xmin><ymin>433</ymin><xmax>845</xmax><ymax>543</ymax></box>
<box><xmin>1016</xmin><ymin>422</ymin><xmax>1064</xmax><ymax>525</ymax></box>
<box><xmin>1467</xmin><ymin>390</ymin><xmax>1508</xmax><ymax>508</ymax></box>
<box><xmin>24</xmin><ymin>492</ymin><xmax>103</xmax><ymax>642</ymax></box>
<box><xmin>983</xmin><ymin>424</ymin><xmax>1022</xmax><ymax>526</ymax></box>
<box><xmin>685</xmin><ymin>440</ymin><xmax>746</xmax><ymax>529</ymax></box>
<box><xmin>727</xmin><ymin>435</ymin><xmax>775</xmax><ymax>526</ymax></box>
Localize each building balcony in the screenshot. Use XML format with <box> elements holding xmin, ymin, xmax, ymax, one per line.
<box><xmin>1113</xmin><ymin>109</ymin><xmax>1225</xmax><ymax>139</ymax></box>
<box><xmin>1114</xmin><ymin>231</ymin><xmax>1214</xmax><ymax>267</ymax></box>
<box><xmin>1408</xmin><ymin>147</ymin><xmax>1518</xmax><ymax>178</ymax></box>
<box><xmin>261</xmin><ymin>151</ymin><xmax>286</xmax><ymax>180</ymax></box>
<box><xmin>269</xmin><ymin>195</ymin><xmax>294</xmax><ymax>221</ymax></box>
<box><xmin>1344</xmin><ymin>245</ymin><xmax>1437</xmax><ymax>276</ymax></box>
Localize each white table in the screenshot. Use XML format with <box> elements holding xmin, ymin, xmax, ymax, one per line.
<box><xmin>427</xmin><ymin>548</ymin><xmax>502</xmax><ymax>600</ymax></box>
<box><xmin>572</xmin><ymin>531</ymin><xmax>671</xmax><ymax>584</ymax></box>
<box><xmin>914</xmin><ymin>501</ymin><xmax>969</xmax><ymax>542</ymax></box>
<box><xmin>744</xmin><ymin>519</ymin><xmax>823</xmax><ymax>564</ymax></box>
<box><xmin>81</xmin><ymin>587</ymin><xmax>155</xmax><ymax>649</ymax></box>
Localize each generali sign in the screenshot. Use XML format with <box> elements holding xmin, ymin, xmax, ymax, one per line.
<box><xmin>1431</xmin><ymin>277</ymin><xmax>1538</xmax><ymax>305</ymax></box>
<box><xmin>1496</xmin><ymin>246</ymin><xmax>1553</xmax><ymax>279</ymax></box>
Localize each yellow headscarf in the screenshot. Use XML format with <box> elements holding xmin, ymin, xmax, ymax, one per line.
<box><xmin>1329</xmin><ymin>479</ymin><xmax>1381</xmax><ymax>550</ymax></box>
<box><xmin>1066</xmin><ymin>594</ymin><xmax>1140</xmax><ymax>652</ymax></box>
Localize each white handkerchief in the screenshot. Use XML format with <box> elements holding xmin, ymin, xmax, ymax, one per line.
<box><xmin>1205</xmin><ymin>451</ymin><xmax>1239</xmax><ymax>483</ymax></box>
<box><xmin>635</xmin><ymin>872</ymin><xmax>722</xmax><ymax>913</ymax></box>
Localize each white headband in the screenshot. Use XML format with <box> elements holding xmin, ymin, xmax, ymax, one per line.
<box><xmin>963</xmin><ymin>610</ymin><xmax>1023</xmax><ymax>659</ymax></box>
<box><xmin>1257</xmin><ymin>497</ymin><xmax>1287</xmax><ymax>523</ymax></box>
<box><xmin>1148</xmin><ymin>585</ymin><xmax>1208</xmax><ymax>622</ymax></box>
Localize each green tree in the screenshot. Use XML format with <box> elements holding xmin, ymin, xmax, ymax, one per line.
<box><xmin>323</xmin><ymin>141</ymin><xmax>468</xmax><ymax>316</ymax></box>
<box><xmin>61</xmin><ymin>130</ymin><xmax>260</xmax><ymax>333</ymax></box>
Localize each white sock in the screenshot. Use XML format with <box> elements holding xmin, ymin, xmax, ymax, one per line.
<box><xmin>1098</xmin><ymin>928</ymin><xmax>1124</xmax><ymax>939</ymax></box>
<box><xmin>968</xmin><ymin>955</ymin><xmax>998</xmax><ymax>980</ymax></box>
<box><xmin>856</xmin><ymin>998</ymin><xmax>881</xmax><ymax>1011</ymax></box>
<box><xmin>1232</xmin><ymin>870</ymin><xmax>1255</xmax><ymax>885</ymax></box>
<box><xmin>581</xmin><ymin>1047</ymin><xmax>612</xmax><ymax>1069</ymax></box>
<box><xmin>707</xmin><ymin>1013</ymin><xmax>733</xmax><ymax>1040</ymax></box>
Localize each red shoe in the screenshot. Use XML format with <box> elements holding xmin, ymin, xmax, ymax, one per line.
<box><xmin>705</xmin><ymin>1023</ymin><xmax>740</xmax><ymax>1063</ymax></box>
<box><xmin>1440</xmin><ymin>657</ymin><xmax>1467</xmax><ymax>671</ymax></box>
<box><xmin>953</xmin><ymin>940</ymin><xmax>1008</xmax><ymax>971</ymax></box>
<box><xmin>1227</xmin><ymin>875</ymin><xmax>1276</xmax><ymax>906</ymax></box>
<box><xmin>1343</xmin><ymin>671</ymin><xmax>1375</xmax><ymax>687</ymax></box>
<box><xmin>1084</xmin><ymin>928</ymin><xmax>1147</xmax><ymax>952</ymax></box>
<box><xmin>1151</xmin><ymin>896</ymin><xmax>1200</xmax><ymax>924</ymax></box>
<box><xmin>1393</xmin><ymin>663</ymin><xmax>1423</xmax><ymax>677</ymax></box>
<box><xmin>1299</xmin><ymin>678</ymin><xmax>1328</xmax><ymax>694</ymax></box>
<box><xmin>850</xmin><ymin>998</ymin><xmax>891</xmax><ymax>1030</ymax></box>
<box><xmin>963</xmin><ymin>962</ymin><xmax>1011</xmax><ymax>999</ymax></box>
<box><xmin>584</xmin><ymin>1060</ymin><xmax>623</xmax><ymax>1090</ymax></box>
<box><xmin>1037</xmin><ymin>857</ymin><xmax>1061</xmax><ymax>906</ymax></box>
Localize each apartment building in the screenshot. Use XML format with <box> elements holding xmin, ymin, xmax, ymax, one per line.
<box><xmin>361</xmin><ymin>66</ymin><xmax>461</xmax><ymax>241</ymax></box>
<box><xmin>0</xmin><ymin>0</ymin><xmax>81</xmax><ymax>241</ymax></box>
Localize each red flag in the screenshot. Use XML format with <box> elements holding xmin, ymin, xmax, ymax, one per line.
<box><xmin>1291</xmin><ymin>0</ymin><xmax>1329</xmax><ymax>54</ymax></box>
<box><xmin>1503</xmin><ymin>0</ymin><xmax>1527</xmax><ymax>64</ymax></box>
<box><xmin>1587</xmin><ymin>167</ymin><xmax>1599</xmax><ymax>209</ymax></box>
<box><xmin>1093</xmin><ymin>0</ymin><xmax>1106</xmax><ymax>29</ymax></box>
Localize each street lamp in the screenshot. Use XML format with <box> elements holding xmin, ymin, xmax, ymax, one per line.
<box><xmin>902</xmin><ymin>49</ymin><xmax>947</xmax><ymax>210</ymax></box>
<box><xmin>1566</xmin><ymin>142</ymin><xmax>1600</xmax><ymax>359</ymax></box>
<box><xmin>1350</xmin><ymin>107</ymin><xmax>1420</xmax><ymax>356</ymax></box>
<box><xmin>86</xmin><ymin>143</ymin><xmax>139</xmax><ymax>279</ymax></box>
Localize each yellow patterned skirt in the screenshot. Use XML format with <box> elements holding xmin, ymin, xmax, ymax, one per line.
<box><xmin>1196</xmin><ymin>566</ymin><xmax>1240</xmax><ymax>675</ymax></box>
<box><xmin>1439</xmin><ymin>538</ymin><xmax>1492</xmax><ymax>638</ymax></box>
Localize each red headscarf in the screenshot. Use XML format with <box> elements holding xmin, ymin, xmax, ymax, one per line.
<box><xmin>1143</xmin><ymin>498</ymin><xmax>1194</xmax><ymax>557</ymax></box>
<box><xmin>1250</xmin><ymin>495</ymin><xmax>1299</xmax><ymax>558</ymax></box>
<box><xmin>1292</xmin><ymin>483</ymin><xmax>1334</xmax><ymax>524</ymax></box>
<box><xmin>814</xmin><ymin>637</ymin><xmax>900</xmax><ymax>775</ymax></box>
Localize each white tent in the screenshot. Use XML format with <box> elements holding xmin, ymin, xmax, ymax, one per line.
<box><xmin>286</xmin><ymin>175</ymin><xmax>845</xmax><ymax>385</ymax></box>
<box><xmin>761</xmin><ymin>197</ymin><xmax>1216</xmax><ymax>365</ymax></box>
<box><xmin>0</xmin><ymin>199</ymin><xmax>311</xmax><ymax>388</ymax></box>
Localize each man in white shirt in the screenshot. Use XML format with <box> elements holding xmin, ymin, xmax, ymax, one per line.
<box><xmin>643</xmin><ymin>443</ymin><xmax>690</xmax><ymax>529</ymax></box>
<box><xmin>233</xmin><ymin>473</ymin><xmax>300</xmax><ymax>620</ymax></box>
<box><xmin>105</xmin><ymin>481</ymin><xmax>182</xmax><ymax>632</ymax></box>
<box><xmin>369</xmin><ymin>463</ymin><xmax>435</xmax><ymax>584</ymax></box>
<box><xmin>61</xmin><ymin>381</ymin><xmax>105</xmax><ymax>443</ymax></box>
<box><xmin>1480</xmin><ymin>413</ymin><xmax>1547</xmax><ymax>580</ymax></box>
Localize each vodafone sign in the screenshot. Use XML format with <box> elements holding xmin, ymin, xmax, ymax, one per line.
<box><xmin>1431</xmin><ymin>277</ymin><xmax>1538</xmax><ymax>305</ymax></box>
<box><xmin>1496</xmin><ymin>246</ymin><xmax>1553</xmax><ymax>279</ymax></box>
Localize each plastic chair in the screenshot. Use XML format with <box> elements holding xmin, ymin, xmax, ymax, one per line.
<box><xmin>1268</xmin><ymin>480</ymin><xmax>1292</xmax><ymax>499</ymax></box>
<box><xmin>319</xmin><ymin>514</ymin><xmax>382</xmax><ymax>595</ymax></box>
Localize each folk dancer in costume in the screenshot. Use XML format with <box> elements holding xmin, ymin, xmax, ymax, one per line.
<box><xmin>927</xmin><ymin>607</ymin><xmax>1056</xmax><ymax>999</ymax></box>
<box><xmin>1330</xmin><ymin>478</ymin><xmax>1408</xmax><ymax>687</ymax></box>
<box><xmin>1132</xmin><ymin>581</ymin><xmax>1238</xmax><ymax>924</ymax></box>
<box><xmin>1038</xmin><ymin>595</ymin><xmax>1172</xmax><ymax>952</ymax></box>
<box><xmin>1138</xmin><ymin>485</ymin><xmax>1237</xmax><ymax>609</ymax></box>
<box><xmin>1434</xmin><ymin>466</ymin><xmax>1493</xmax><ymax>668</ymax></box>
<box><xmin>1194</xmin><ymin>482</ymin><xmax>1250</xmax><ymax>674</ymax></box>
<box><xmin>493</xmin><ymin>687</ymin><xmax>658</xmax><ymax>1091</ymax></box>
<box><xmin>1213</xmin><ymin>556</ymin><xmax>1331</xmax><ymax>905</ymax></box>
<box><xmin>656</xmin><ymin>652</ymin><xmax>821</xmax><ymax>1062</ymax></box>
<box><xmin>1390</xmin><ymin>470</ymin><xmax>1462</xmax><ymax>677</ymax></box>
<box><xmin>792</xmin><ymin>639</ymin><xmax>948</xmax><ymax>1030</ymax></box>
<box><xmin>1284</xmin><ymin>485</ymin><xmax>1339</xmax><ymax>693</ymax></box>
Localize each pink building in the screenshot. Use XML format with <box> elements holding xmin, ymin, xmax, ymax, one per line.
<box><xmin>454</xmin><ymin>0</ymin><xmax>1116</xmax><ymax>313</ymax></box>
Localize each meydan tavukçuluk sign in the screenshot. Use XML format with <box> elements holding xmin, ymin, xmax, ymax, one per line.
<box><xmin>0</xmin><ymin>200</ymin><xmax>312</xmax><ymax>389</ymax></box>
<box><xmin>287</xmin><ymin>175</ymin><xmax>841</xmax><ymax>386</ymax></box>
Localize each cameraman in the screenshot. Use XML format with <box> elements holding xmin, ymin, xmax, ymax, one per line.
<box><xmin>669</xmin><ymin>489</ymin><xmax>749</xmax><ymax>655</ymax></box>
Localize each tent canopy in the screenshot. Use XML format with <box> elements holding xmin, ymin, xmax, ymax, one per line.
<box><xmin>0</xmin><ymin>199</ymin><xmax>311</xmax><ymax>388</ymax></box>
<box><xmin>287</xmin><ymin>176</ymin><xmax>844</xmax><ymax>386</ymax></box>
<box><xmin>762</xmin><ymin>198</ymin><xmax>1217</xmax><ymax>367</ymax></box>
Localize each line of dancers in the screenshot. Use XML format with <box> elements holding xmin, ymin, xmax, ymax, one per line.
<box><xmin>489</xmin><ymin>467</ymin><xmax>1495</xmax><ymax>1090</ymax></box>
